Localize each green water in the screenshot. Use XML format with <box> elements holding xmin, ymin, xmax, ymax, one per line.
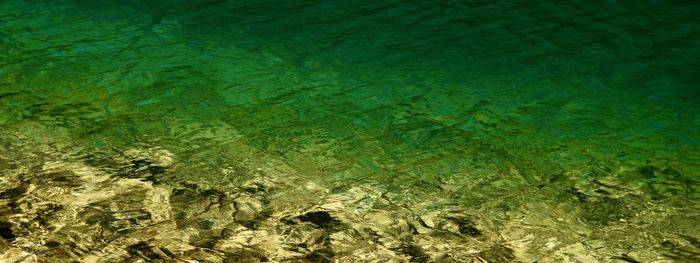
<box><xmin>1</xmin><ymin>0</ymin><xmax>699</xmax><ymax>262</ymax></box>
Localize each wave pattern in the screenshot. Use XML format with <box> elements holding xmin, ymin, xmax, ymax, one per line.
<box><xmin>1</xmin><ymin>0</ymin><xmax>699</xmax><ymax>262</ymax></box>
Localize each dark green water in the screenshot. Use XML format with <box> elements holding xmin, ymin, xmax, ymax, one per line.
<box><xmin>1</xmin><ymin>0</ymin><xmax>699</xmax><ymax>262</ymax></box>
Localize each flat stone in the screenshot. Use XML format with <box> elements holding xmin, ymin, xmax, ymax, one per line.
<box><xmin>233</xmin><ymin>196</ymin><xmax>264</xmax><ymax>227</ymax></box>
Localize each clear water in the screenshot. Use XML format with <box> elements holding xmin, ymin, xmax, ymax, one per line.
<box><xmin>1</xmin><ymin>0</ymin><xmax>699</xmax><ymax>262</ymax></box>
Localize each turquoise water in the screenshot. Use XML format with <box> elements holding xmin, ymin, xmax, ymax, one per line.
<box><xmin>1</xmin><ymin>0</ymin><xmax>699</xmax><ymax>262</ymax></box>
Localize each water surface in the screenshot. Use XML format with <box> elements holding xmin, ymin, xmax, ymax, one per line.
<box><xmin>1</xmin><ymin>0</ymin><xmax>699</xmax><ymax>262</ymax></box>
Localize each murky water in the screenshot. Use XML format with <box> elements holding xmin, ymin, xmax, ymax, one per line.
<box><xmin>1</xmin><ymin>0</ymin><xmax>699</xmax><ymax>262</ymax></box>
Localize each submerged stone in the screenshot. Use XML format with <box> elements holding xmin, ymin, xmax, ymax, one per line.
<box><xmin>0</xmin><ymin>221</ymin><xmax>16</xmax><ymax>240</ymax></box>
<box><xmin>297</xmin><ymin>211</ymin><xmax>336</xmax><ymax>229</ymax></box>
<box><xmin>478</xmin><ymin>245</ymin><xmax>517</xmax><ymax>263</ymax></box>
<box><xmin>234</xmin><ymin>196</ymin><xmax>265</xmax><ymax>228</ymax></box>
<box><xmin>444</xmin><ymin>216</ymin><xmax>482</xmax><ymax>237</ymax></box>
<box><xmin>396</xmin><ymin>244</ymin><xmax>430</xmax><ymax>263</ymax></box>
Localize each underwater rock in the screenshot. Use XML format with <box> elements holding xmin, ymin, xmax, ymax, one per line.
<box><xmin>233</xmin><ymin>195</ymin><xmax>265</xmax><ymax>228</ymax></box>
<box><xmin>441</xmin><ymin>216</ymin><xmax>482</xmax><ymax>237</ymax></box>
<box><xmin>478</xmin><ymin>245</ymin><xmax>517</xmax><ymax>263</ymax></box>
<box><xmin>123</xmin><ymin>148</ymin><xmax>174</xmax><ymax>168</ymax></box>
<box><xmin>0</xmin><ymin>221</ymin><xmax>16</xmax><ymax>240</ymax></box>
<box><xmin>291</xmin><ymin>211</ymin><xmax>338</xmax><ymax>230</ymax></box>
<box><xmin>395</xmin><ymin>244</ymin><xmax>430</xmax><ymax>263</ymax></box>
<box><xmin>222</xmin><ymin>248</ymin><xmax>269</xmax><ymax>263</ymax></box>
<box><xmin>580</xmin><ymin>196</ymin><xmax>633</xmax><ymax>226</ymax></box>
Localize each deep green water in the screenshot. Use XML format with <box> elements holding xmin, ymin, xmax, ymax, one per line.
<box><xmin>1</xmin><ymin>0</ymin><xmax>700</xmax><ymax>261</ymax></box>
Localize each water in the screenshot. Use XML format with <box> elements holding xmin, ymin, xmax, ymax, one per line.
<box><xmin>1</xmin><ymin>0</ymin><xmax>699</xmax><ymax>262</ymax></box>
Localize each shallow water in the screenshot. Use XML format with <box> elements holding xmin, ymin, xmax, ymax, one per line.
<box><xmin>1</xmin><ymin>0</ymin><xmax>699</xmax><ymax>262</ymax></box>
